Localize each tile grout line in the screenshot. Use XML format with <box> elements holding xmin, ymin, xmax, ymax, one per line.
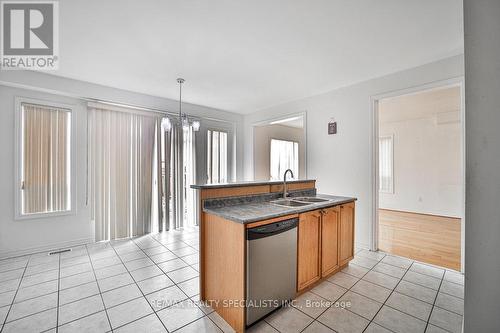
<box><xmin>347</xmin><ymin>258</ymin><xmax>454</xmax><ymax>306</ymax></box>
<box><xmin>298</xmin><ymin>253</ymin><xmax>380</xmax><ymax>332</ymax></box>
<box><xmin>0</xmin><ymin>231</ymin><xmax>203</xmax><ymax>332</ymax></box>
<box><xmin>358</xmin><ymin>256</ymin><xmax>460</xmax><ymax>333</ymax></box>
<box><xmin>83</xmin><ymin>244</ymin><xmax>114</xmax><ymax>333</ymax></box>
<box><xmin>424</xmin><ymin>270</ymin><xmax>458</xmax><ymax>333</ymax></box>
<box><xmin>347</xmin><ymin>254</ymin><xmax>401</xmax><ymax>333</ymax></box>
<box><xmin>129</xmin><ymin>233</ymin><xmax>225</xmax><ymax>333</ymax></box>
<box><xmin>0</xmin><ymin>255</ymin><xmax>31</xmax><ymax>332</ymax></box>
<box><xmin>114</xmin><ymin>234</ymin><xmax>203</xmax><ymax>330</ymax></box>
<box><xmin>164</xmin><ymin>236</ymin><xmax>227</xmax><ymax>332</ymax></box>
<box><xmin>55</xmin><ymin>253</ymin><xmax>61</xmax><ymax>333</ymax></box>
<box><xmin>298</xmin><ymin>259</ymin><xmax>376</xmax><ymax>333</ymax></box>
<box><xmin>106</xmin><ymin>238</ymin><xmax>171</xmax><ymax>333</ymax></box>
<box><xmin>1</xmin><ymin>232</ymin><xmax>462</xmax><ymax>333</ymax></box>
<box><xmin>145</xmin><ymin>231</ymin><xmax>226</xmax><ymax>332</ymax></box>
<box><xmin>359</xmin><ymin>254</ymin><xmax>413</xmax><ymax>333</ymax></box>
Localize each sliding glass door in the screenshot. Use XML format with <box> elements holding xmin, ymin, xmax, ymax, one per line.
<box><xmin>89</xmin><ymin>107</ymin><xmax>235</xmax><ymax>237</ymax></box>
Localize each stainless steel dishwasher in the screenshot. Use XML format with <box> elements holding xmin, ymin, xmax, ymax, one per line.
<box><xmin>246</xmin><ymin>217</ymin><xmax>298</xmax><ymax>326</ymax></box>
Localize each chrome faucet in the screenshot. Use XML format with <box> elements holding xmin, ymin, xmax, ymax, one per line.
<box><xmin>283</xmin><ymin>169</ymin><xmax>294</xmax><ymax>198</ymax></box>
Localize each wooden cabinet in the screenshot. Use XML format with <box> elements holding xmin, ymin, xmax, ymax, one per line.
<box><xmin>321</xmin><ymin>206</ymin><xmax>340</xmax><ymax>277</ymax></box>
<box><xmin>339</xmin><ymin>202</ymin><xmax>355</xmax><ymax>265</ymax></box>
<box><xmin>297</xmin><ymin>202</ymin><xmax>355</xmax><ymax>292</ymax></box>
<box><xmin>297</xmin><ymin>210</ymin><xmax>322</xmax><ymax>291</ymax></box>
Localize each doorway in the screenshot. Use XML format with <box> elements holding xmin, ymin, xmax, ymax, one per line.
<box><xmin>252</xmin><ymin>114</ymin><xmax>306</xmax><ymax>181</ymax></box>
<box><xmin>373</xmin><ymin>83</ymin><xmax>464</xmax><ymax>271</ymax></box>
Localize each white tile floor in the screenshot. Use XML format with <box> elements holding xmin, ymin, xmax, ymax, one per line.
<box><xmin>0</xmin><ymin>228</ymin><xmax>464</xmax><ymax>333</ymax></box>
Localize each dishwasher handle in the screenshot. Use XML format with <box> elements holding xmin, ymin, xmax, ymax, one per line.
<box><xmin>247</xmin><ymin>218</ymin><xmax>298</xmax><ymax>240</ymax></box>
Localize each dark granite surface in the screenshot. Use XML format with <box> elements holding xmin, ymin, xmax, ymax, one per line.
<box><xmin>203</xmin><ymin>189</ymin><xmax>317</xmax><ymax>209</ymax></box>
<box><xmin>203</xmin><ymin>193</ymin><xmax>357</xmax><ymax>224</ymax></box>
<box><xmin>190</xmin><ymin>179</ymin><xmax>316</xmax><ymax>189</ymax></box>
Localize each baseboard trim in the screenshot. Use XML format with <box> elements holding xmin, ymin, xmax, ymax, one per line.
<box><xmin>0</xmin><ymin>237</ymin><xmax>94</xmax><ymax>260</ymax></box>
<box><xmin>379</xmin><ymin>208</ymin><xmax>461</xmax><ymax>220</ymax></box>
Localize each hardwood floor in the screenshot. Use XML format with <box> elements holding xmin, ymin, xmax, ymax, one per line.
<box><xmin>379</xmin><ymin>209</ymin><xmax>461</xmax><ymax>270</ymax></box>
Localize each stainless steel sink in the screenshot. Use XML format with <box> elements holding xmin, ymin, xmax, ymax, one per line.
<box><xmin>270</xmin><ymin>199</ymin><xmax>312</xmax><ymax>207</ymax></box>
<box><xmin>293</xmin><ymin>197</ymin><xmax>330</xmax><ymax>203</ymax></box>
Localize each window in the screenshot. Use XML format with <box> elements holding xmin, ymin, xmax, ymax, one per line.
<box><xmin>17</xmin><ymin>101</ymin><xmax>72</xmax><ymax>217</ymax></box>
<box><xmin>270</xmin><ymin>139</ymin><xmax>299</xmax><ymax>180</ymax></box>
<box><xmin>207</xmin><ymin>130</ymin><xmax>228</xmax><ymax>184</ymax></box>
<box><xmin>379</xmin><ymin>135</ymin><xmax>394</xmax><ymax>193</ymax></box>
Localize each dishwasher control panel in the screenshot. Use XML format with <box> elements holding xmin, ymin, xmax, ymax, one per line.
<box><xmin>246</xmin><ymin>218</ymin><xmax>298</xmax><ymax>240</ymax></box>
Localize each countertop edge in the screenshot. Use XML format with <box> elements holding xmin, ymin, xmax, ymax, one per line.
<box><xmin>203</xmin><ymin>196</ymin><xmax>357</xmax><ymax>224</ymax></box>
<box><xmin>191</xmin><ymin>179</ymin><xmax>316</xmax><ymax>189</ymax></box>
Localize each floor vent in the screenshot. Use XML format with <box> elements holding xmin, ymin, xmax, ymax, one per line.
<box><xmin>48</xmin><ymin>248</ymin><xmax>72</xmax><ymax>255</ymax></box>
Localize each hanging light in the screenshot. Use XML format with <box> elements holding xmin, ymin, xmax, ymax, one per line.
<box><xmin>177</xmin><ymin>78</ymin><xmax>200</xmax><ymax>132</ymax></box>
<box><xmin>192</xmin><ymin>120</ymin><xmax>200</xmax><ymax>131</ymax></box>
<box><xmin>161</xmin><ymin>117</ymin><xmax>171</xmax><ymax>132</ymax></box>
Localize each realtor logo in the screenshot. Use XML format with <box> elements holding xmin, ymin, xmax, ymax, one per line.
<box><xmin>1</xmin><ymin>1</ymin><xmax>59</xmax><ymax>70</ymax></box>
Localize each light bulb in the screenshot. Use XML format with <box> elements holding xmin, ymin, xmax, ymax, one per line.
<box><xmin>192</xmin><ymin>121</ymin><xmax>200</xmax><ymax>131</ymax></box>
<box><xmin>161</xmin><ymin>117</ymin><xmax>171</xmax><ymax>131</ymax></box>
<box><xmin>181</xmin><ymin>116</ymin><xmax>190</xmax><ymax>131</ymax></box>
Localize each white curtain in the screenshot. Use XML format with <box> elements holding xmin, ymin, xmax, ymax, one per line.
<box><xmin>22</xmin><ymin>103</ymin><xmax>71</xmax><ymax>214</ymax></box>
<box><xmin>270</xmin><ymin>139</ymin><xmax>299</xmax><ymax>180</ymax></box>
<box><xmin>88</xmin><ymin>107</ymin><xmax>157</xmax><ymax>241</ymax></box>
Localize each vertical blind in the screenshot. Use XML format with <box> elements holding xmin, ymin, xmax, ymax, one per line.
<box><xmin>88</xmin><ymin>107</ymin><xmax>157</xmax><ymax>241</ymax></box>
<box><xmin>207</xmin><ymin>130</ymin><xmax>227</xmax><ymax>184</ymax></box>
<box><xmin>88</xmin><ymin>104</ymin><xmax>204</xmax><ymax>241</ymax></box>
<box><xmin>157</xmin><ymin>123</ymin><xmax>198</xmax><ymax>230</ymax></box>
<box><xmin>183</xmin><ymin>126</ymin><xmax>197</xmax><ymax>227</ymax></box>
<box><xmin>270</xmin><ymin>139</ymin><xmax>299</xmax><ymax>181</ymax></box>
<box><xmin>379</xmin><ymin>135</ymin><xmax>394</xmax><ymax>193</ymax></box>
<box><xmin>22</xmin><ymin>103</ymin><xmax>71</xmax><ymax>215</ymax></box>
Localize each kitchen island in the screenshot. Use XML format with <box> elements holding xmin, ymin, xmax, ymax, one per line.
<box><xmin>191</xmin><ymin>180</ymin><xmax>356</xmax><ymax>332</ymax></box>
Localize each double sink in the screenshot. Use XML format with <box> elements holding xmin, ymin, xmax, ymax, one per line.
<box><xmin>270</xmin><ymin>196</ymin><xmax>330</xmax><ymax>207</ymax></box>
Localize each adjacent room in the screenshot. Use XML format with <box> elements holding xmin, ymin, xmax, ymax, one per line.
<box><xmin>0</xmin><ymin>1</ymin><xmax>499</xmax><ymax>332</ymax></box>
<box><xmin>377</xmin><ymin>86</ymin><xmax>463</xmax><ymax>271</ymax></box>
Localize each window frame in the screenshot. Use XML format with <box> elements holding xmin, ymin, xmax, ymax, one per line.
<box><xmin>378</xmin><ymin>134</ymin><xmax>394</xmax><ymax>194</ymax></box>
<box><xmin>269</xmin><ymin>138</ymin><xmax>299</xmax><ymax>181</ymax></box>
<box><xmin>14</xmin><ymin>97</ymin><xmax>77</xmax><ymax>220</ymax></box>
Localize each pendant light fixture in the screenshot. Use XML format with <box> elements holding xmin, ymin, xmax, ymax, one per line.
<box><xmin>177</xmin><ymin>78</ymin><xmax>200</xmax><ymax>132</ymax></box>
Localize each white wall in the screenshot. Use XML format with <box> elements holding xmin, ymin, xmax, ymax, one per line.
<box><xmin>379</xmin><ymin>88</ymin><xmax>462</xmax><ymax>218</ymax></box>
<box><xmin>464</xmin><ymin>0</ymin><xmax>500</xmax><ymax>331</ymax></box>
<box><xmin>0</xmin><ymin>71</ymin><xmax>244</xmax><ymax>258</ymax></box>
<box><xmin>253</xmin><ymin>124</ymin><xmax>306</xmax><ymax>180</ymax></box>
<box><xmin>244</xmin><ymin>55</ymin><xmax>464</xmax><ymax>249</ymax></box>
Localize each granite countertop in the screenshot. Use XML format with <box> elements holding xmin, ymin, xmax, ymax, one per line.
<box><xmin>190</xmin><ymin>179</ymin><xmax>316</xmax><ymax>189</ymax></box>
<box><xmin>203</xmin><ymin>194</ymin><xmax>357</xmax><ymax>224</ymax></box>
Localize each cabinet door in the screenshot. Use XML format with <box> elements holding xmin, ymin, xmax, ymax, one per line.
<box><xmin>339</xmin><ymin>202</ymin><xmax>355</xmax><ymax>265</ymax></box>
<box><xmin>297</xmin><ymin>210</ymin><xmax>322</xmax><ymax>291</ymax></box>
<box><xmin>321</xmin><ymin>206</ymin><xmax>340</xmax><ymax>277</ymax></box>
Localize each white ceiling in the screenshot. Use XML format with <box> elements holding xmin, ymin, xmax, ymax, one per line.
<box><xmin>56</xmin><ymin>0</ymin><xmax>463</xmax><ymax>114</ymax></box>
